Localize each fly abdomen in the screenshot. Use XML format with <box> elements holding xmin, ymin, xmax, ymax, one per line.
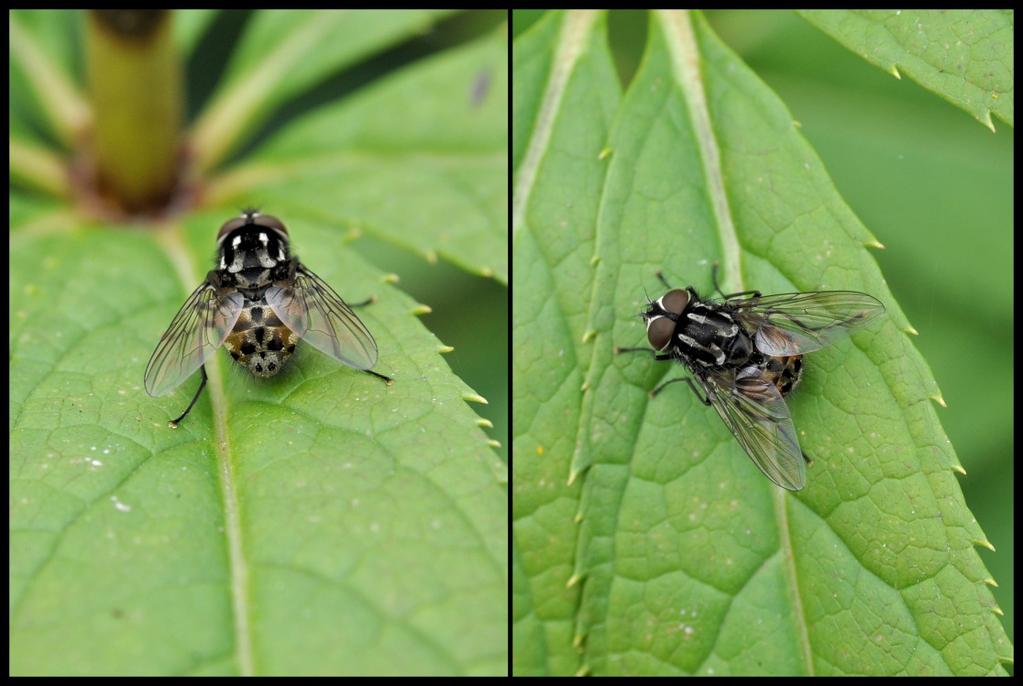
<box><xmin>224</xmin><ymin>298</ymin><xmax>300</xmax><ymax>378</ymax></box>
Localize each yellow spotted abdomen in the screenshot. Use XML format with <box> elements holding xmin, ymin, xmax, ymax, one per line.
<box><xmin>224</xmin><ymin>301</ymin><xmax>299</xmax><ymax>377</ymax></box>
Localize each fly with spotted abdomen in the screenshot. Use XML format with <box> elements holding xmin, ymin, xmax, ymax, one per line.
<box><xmin>145</xmin><ymin>209</ymin><xmax>393</xmax><ymax>426</ymax></box>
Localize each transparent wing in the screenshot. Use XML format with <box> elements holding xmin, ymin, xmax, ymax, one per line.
<box><xmin>729</xmin><ymin>291</ymin><xmax>885</xmax><ymax>356</ymax></box>
<box><xmin>697</xmin><ymin>366</ymin><xmax>806</xmax><ymax>491</ymax></box>
<box><xmin>144</xmin><ymin>282</ymin><xmax>244</xmax><ymax>397</ymax></box>
<box><xmin>265</xmin><ymin>265</ymin><xmax>378</xmax><ymax>370</ymax></box>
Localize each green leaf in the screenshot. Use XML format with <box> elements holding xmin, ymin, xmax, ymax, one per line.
<box><xmin>219</xmin><ymin>27</ymin><xmax>508</xmax><ymax>283</ymax></box>
<box><xmin>192</xmin><ymin>9</ymin><xmax>455</xmax><ymax>171</ymax></box>
<box><xmin>175</xmin><ymin>9</ymin><xmax>218</xmax><ymax>55</ymax></box>
<box><xmin>511</xmin><ymin>10</ymin><xmax>621</xmax><ymax>676</ymax></box>
<box><xmin>512</xmin><ymin>9</ymin><xmax>1011</xmax><ymax>675</ymax></box>
<box><xmin>799</xmin><ymin>10</ymin><xmax>1013</xmax><ymax>131</ymax></box>
<box><xmin>10</xmin><ymin>10</ymin><xmax>506</xmax><ymax>676</ymax></box>
<box><xmin>9</xmin><ymin>10</ymin><xmax>88</xmax><ymax>148</ymax></box>
<box><xmin>10</xmin><ymin>209</ymin><xmax>506</xmax><ymax>675</ymax></box>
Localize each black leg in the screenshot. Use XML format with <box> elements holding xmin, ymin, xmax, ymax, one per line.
<box><xmin>169</xmin><ymin>365</ymin><xmax>207</xmax><ymax>427</ymax></box>
<box><xmin>364</xmin><ymin>369</ymin><xmax>394</xmax><ymax>385</ymax></box>
<box><xmin>711</xmin><ymin>261</ymin><xmax>760</xmax><ymax>300</ymax></box>
<box><xmin>801</xmin><ymin>450</ymin><xmax>813</xmax><ymax>466</ymax></box>
<box><xmin>615</xmin><ymin>346</ymin><xmax>655</xmax><ymax>355</ymax></box>
<box><xmin>651</xmin><ymin>376</ymin><xmax>711</xmax><ymax>404</ymax></box>
<box><xmin>349</xmin><ymin>295</ymin><xmax>376</xmax><ymax>308</ymax></box>
<box><xmin>655</xmin><ymin>270</ymin><xmax>673</xmax><ymax>291</ymax></box>
<box><xmin>615</xmin><ymin>347</ymin><xmax>672</xmax><ymax>361</ymax></box>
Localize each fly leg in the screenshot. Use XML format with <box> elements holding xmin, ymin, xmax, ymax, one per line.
<box><xmin>655</xmin><ymin>270</ymin><xmax>673</xmax><ymax>291</ymax></box>
<box><xmin>346</xmin><ymin>295</ymin><xmax>394</xmax><ymax>385</ymax></box>
<box><xmin>169</xmin><ymin>365</ymin><xmax>207</xmax><ymax>427</ymax></box>
<box><xmin>615</xmin><ymin>346</ymin><xmax>672</xmax><ymax>361</ymax></box>
<box><xmin>711</xmin><ymin>262</ymin><xmax>761</xmax><ymax>300</ymax></box>
<box><xmin>363</xmin><ymin>369</ymin><xmax>394</xmax><ymax>385</ymax></box>
<box><xmin>801</xmin><ymin>450</ymin><xmax>813</xmax><ymax>466</ymax></box>
<box><xmin>651</xmin><ymin>376</ymin><xmax>711</xmax><ymax>403</ymax></box>
<box><xmin>348</xmin><ymin>295</ymin><xmax>376</xmax><ymax>308</ymax></box>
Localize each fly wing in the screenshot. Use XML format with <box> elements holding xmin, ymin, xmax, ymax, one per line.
<box><xmin>265</xmin><ymin>265</ymin><xmax>378</xmax><ymax>370</ymax></box>
<box><xmin>731</xmin><ymin>291</ymin><xmax>885</xmax><ymax>356</ymax></box>
<box><xmin>698</xmin><ymin>366</ymin><xmax>806</xmax><ymax>491</ymax></box>
<box><xmin>144</xmin><ymin>282</ymin><xmax>243</xmax><ymax>397</ymax></box>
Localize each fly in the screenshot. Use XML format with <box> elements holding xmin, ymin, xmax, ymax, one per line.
<box><xmin>617</xmin><ymin>264</ymin><xmax>884</xmax><ymax>491</ymax></box>
<box><xmin>145</xmin><ymin>209</ymin><xmax>392</xmax><ymax>427</ymax></box>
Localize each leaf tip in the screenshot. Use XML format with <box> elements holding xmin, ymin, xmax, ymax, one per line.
<box><xmin>487</xmin><ymin>439</ymin><xmax>502</xmax><ymax>450</ymax></box>
<box><xmin>904</xmin><ymin>324</ymin><xmax>919</xmax><ymax>336</ymax></box>
<box><xmin>437</xmin><ymin>344</ymin><xmax>455</xmax><ymax>354</ymax></box>
<box><xmin>975</xmin><ymin>538</ymin><xmax>996</xmax><ymax>552</ymax></box>
<box><xmin>889</xmin><ymin>63</ymin><xmax>902</xmax><ymax>79</ymax></box>
<box><xmin>792</xmin><ymin>119</ymin><xmax>803</xmax><ymax>129</ymax></box>
<box><xmin>463</xmin><ymin>392</ymin><xmax>489</xmax><ymax>405</ymax></box>
<box><xmin>992</xmin><ymin>606</ymin><xmax>1005</xmax><ymax>617</ymax></box>
<box><xmin>982</xmin><ymin>110</ymin><xmax>996</xmax><ymax>133</ymax></box>
<box><xmin>865</xmin><ymin>239</ymin><xmax>885</xmax><ymax>250</ymax></box>
<box><xmin>984</xmin><ymin>577</ymin><xmax>1000</xmax><ymax>588</ymax></box>
<box><xmin>575</xmin><ymin>663</ymin><xmax>590</xmax><ymax>676</ymax></box>
<box><xmin>952</xmin><ymin>463</ymin><xmax>967</xmax><ymax>476</ymax></box>
<box><xmin>383</xmin><ymin>272</ymin><xmax>400</xmax><ymax>285</ymax></box>
<box><xmin>581</xmin><ymin>329</ymin><xmax>596</xmax><ymax>343</ymax></box>
<box><xmin>574</xmin><ymin>511</ymin><xmax>583</xmax><ymax>523</ymax></box>
<box><xmin>598</xmin><ymin>146</ymin><xmax>612</xmax><ymax>160</ymax></box>
<box><xmin>590</xmin><ymin>254</ymin><xmax>600</xmax><ymax>266</ymax></box>
<box><xmin>580</xmin><ymin>380</ymin><xmax>590</xmax><ymax>393</ymax></box>
<box><xmin>931</xmin><ymin>393</ymin><xmax>947</xmax><ymax>408</ymax></box>
<box><xmin>412</xmin><ymin>304</ymin><xmax>433</xmax><ymax>316</ymax></box>
<box><xmin>476</xmin><ymin>418</ymin><xmax>494</xmax><ymax>429</ymax></box>
<box><xmin>479</xmin><ymin>266</ymin><xmax>494</xmax><ymax>278</ymax></box>
<box><xmin>566</xmin><ymin>573</ymin><xmax>581</xmax><ymax>589</ymax></box>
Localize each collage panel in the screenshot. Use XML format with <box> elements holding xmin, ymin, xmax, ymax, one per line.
<box><xmin>10</xmin><ymin>9</ymin><xmax>508</xmax><ymax>676</ymax></box>
<box><xmin>511</xmin><ymin>9</ymin><xmax>1012</xmax><ymax>677</ymax></box>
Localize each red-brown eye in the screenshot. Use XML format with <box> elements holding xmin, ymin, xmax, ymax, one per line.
<box><xmin>646</xmin><ymin>315</ymin><xmax>675</xmax><ymax>351</ymax></box>
<box><xmin>256</xmin><ymin>213</ymin><xmax>288</xmax><ymax>238</ymax></box>
<box><xmin>659</xmin><ymin>289</ymin><xmax>689</xmax><ymax>316</ymax></box>
<box><xmin>217</xmin><ymin>216</ymin><xmax>248</xmax><ymax>243</ymax></box>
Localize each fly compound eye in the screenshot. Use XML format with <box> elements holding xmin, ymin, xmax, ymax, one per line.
<box><xmin>658</xmin><ymin>288</ymin><xmax>690</xmax><ymax>316</ymax></box>
<box><xmin>217</xmin><ymin>216</ymin><xmax>248</xmax><ymax>243</ymax></box>
<box><xmin>646</xmin><ymin>315</ymin><xmax>675</xmax><ymax>351</ymax></box>
<box><xmin>255</xmin><ymin>213</ymin><xmax>288</xmax><ymax>238</ymax></box>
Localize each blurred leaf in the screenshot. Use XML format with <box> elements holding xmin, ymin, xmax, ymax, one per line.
<box><xmin>511</xmin><ymin>10</ymin><xmax>621</xmax><ymax>676</ymax></box>
<box><xmin>9</xmin><ymin>208</ymin><xmax>506</xmax><ymax>675</ymax></box>
<box><xmin>512</xmin><ymin>9</ymin><xmax>1011</xmax><ymax>675</ymax></box>
<box><xmin>216</xmin><ymin>27</ymin><xmax>508</xmax><ymax>283</ymax></box>
<box><xmin>192</xmin><ymin>9</ymin><xmax>454</xmax><ymax>171</ymax></box>
<box><xmin>175</xmin><ymin>9</ymin><xmax>217</xmax><ymax>55</ymax></box>
<box><xmin>799</xmin><ymin>10</ymin><xmax>1013</xmax><ymax>131</ymax></box>
<box><xmin>9</xmin><ymin>10</ymin><xmax>88</xmax><ymax>147</ymax></box>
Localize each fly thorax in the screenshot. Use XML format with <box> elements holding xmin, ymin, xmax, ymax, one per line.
<box><xmin>218</xmin><ymin>225</ymin><xmax>289</xmax><ymax>285</ymax></box>
<box><xmin>677</xmin><ymin>304</ymin><xmax>742</xmax><ymax>367</ymax></box>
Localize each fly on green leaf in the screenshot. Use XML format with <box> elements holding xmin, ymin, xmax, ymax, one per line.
<box><xmin>145</xmin><ymin>210</ymin><xmax>393</xmax><ymax>426</ymax></box>
<box><xmin>617</xmin><ymin>265</ymin><xmax>884</xmax><ymax>491</ymax></box>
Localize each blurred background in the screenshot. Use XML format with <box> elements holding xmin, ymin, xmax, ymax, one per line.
<box><xmin>514</xmin><ymin>9</ymin><xmax>1012</xmax><ymax>642</ymax></box>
